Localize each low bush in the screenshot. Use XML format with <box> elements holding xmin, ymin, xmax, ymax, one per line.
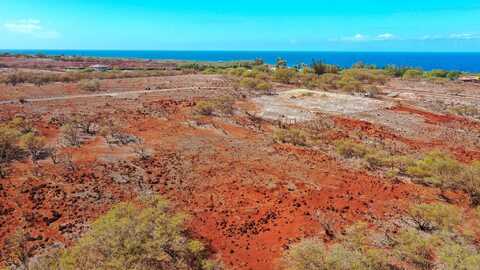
<box><xmin>284</xmin><ymin>209</ymin><xmax>480</xmax><ymax>270</ymax></box>
<box><xmin>446</xmin><ymin>71</ymin><xmax>462</xmax><ymax>80</ymax></box>
<box><xmin>61</xmin><ymin>123</ymin><xmax>82</xmax><ymax>147</ymax></box>
<box><xmin>0</xmin><ymin>117</ymin><xmax>49</xmax><ymax>176</ymax></box>
<box><xmin>78</xmin><ymin>79</ymin><xmax>100</xmax><ymax>92</ymax></box>
<box><xmin>425</xmin><ymin>69</ymin><xmax>449</xmax><ymax>78</ymax></box>
<box><xmin>273</xmin><ymin>68</ymin><xmax>297</xmax><ymax>84</ymax></box>
<box><xmin>194</xmin><ymin>97</ymin><xmax>235</xmax><ymax>116</ymax></box>
<box><xmin>26</xmin><ymin>196</ymin><xmax>221</xmax><ymax>270</ymax></box>
<box><xmin>406</xmin><ymin>150</ymin><xmax>464</xmax><ymax>187</ymax></box>
<box><xmin>409</xmin><ymin>203</ymin><xmax>463</xmax><ymax>232</ymax></box>
<box><xmin>194</xmin><ymin>101</ymin><xmax>215</xmax><ymax>116</ymax></box>
<box><xmin>341</xmin><ymin>69</ymin><xmax>388</xmax><ymax>85</ymax></box>
<box><xmin>384</xmin><ymin>65</ymin><xmax>411</xmax><ymax>77</ymax></box>
<box><xmin>239</xmin><ymin>78</ymin><xmax>259</xmax><ymax>89</ymax></box>
<box><xmin>273</xmin><ymin>128</ymin><xmax>308</xmax><ymax>146</ymax></box>
<box><xmin>19</xmin><ymin>132</ymin><xmax>47</xmax><ymax>161</ymax></box>
<box><xmin>315</xmin><ymin>73</ymin><xmax>341</xmax><ymax>90</ymax></box>
<box><xmin>311</xmin><ymin>60</ymin><xmax>327</xmax><ymax>75</ymax></box>
<box><xmin>283</xmin><ymin>226</ymin><xmax>389</xmax><ymax>270</ymax></box>
<box><xmin>0</xmin><ymin>126</ymin><xmax>22</xmax><ymax>164</ymax></box>
<box><xmin>282</xmin><ymin>238</ymin><xmax>380</xmax><ymax>270</ymax></box>
<box><xmin>334</xmin><ymin>139</ymin><xmax>370</xmax><ymax>159</ymax></box>
<box><xmin>255</xmin><ymin>81</ymin><xmax>272</xmax><ymax>92</ymax></box>
<box><xmin>239</xmin><ymin>78</ymin><xmax>272</xmax><ymax>92</ymax></box>
<box><xmin>448</xmin><ymin>105</ymin><xmax>480</xmax><ymax>119</ymax></box>
<box><xmin>407</xmin><ymin>151</ymin><xmax>480</xmax><ymax>205</ymax></box>
<box><xmin>336</xmin><ymin>77</ymin><xmax>363</xmax><ymax>92</ymax></box>
<box><xmin>402</xmin><ymin>69</ymin><xmax>424</xmax><ymax>80</ymax></box>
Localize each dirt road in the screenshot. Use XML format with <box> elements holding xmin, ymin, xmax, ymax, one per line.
<box><xmin>0</xmin><ymin>86</ymin><xmax>231</xmax><ymax>104</ymax></box>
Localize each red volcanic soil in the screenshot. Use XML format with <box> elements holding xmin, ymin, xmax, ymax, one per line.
<box><xmin>390</xmin><ymin>105</ymin><xmax>461</xmax><ymax>124</ymax></box>
<box><xmin>0</xmin><ymin>102</ymin><xmax>444</xmax><ymax>270</ymax></box>
<box><xmin>0</xmin><ymin>94</ymin><xmax>477</xmax><ymax>269</ymax></box>
<box><xmin>187</xmin><ymin>145</ymin><xmax>439</xmax><ymax>270</ymax></box>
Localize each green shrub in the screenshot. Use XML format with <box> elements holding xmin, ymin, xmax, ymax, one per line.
<box><xmin>402</xmin><ymin>69</ymin><xmax>424</xmax><ymax>80</ymax></box>
<box><xmin>283</xmin><ymin>232</ymin><xmax>389</xmax><ymax>270</ymax></box>
<box><xmin>284</xmin><ymin>216</ymin><xmax>480</xmax><ymax>270</ymax></box>
<box><xmin>78</xmin><ymin>79</ymin><xmax>101</xmax><ymax>92</ymax></box>
<box><xmin>254</xmin><ymin>71</ymin><xmax>270</xmax><ymax>81</ymax></box>
<box><xmin>459</xmin><ymin>161</ymin><xmax>480</xmax><ymax>205</ymax></box>
<box><xmin>194</xmin><ymin>100</ymin><xmax>216</xmax><ymax>116</ymax></box>
<box><xmin>334</xmin><ymin>139</ymin><xmax>369</xmax><ymax>159</ymax></box>
<box><xmin>212</xmin><ymin>96</ymin><xmax>235</xmax><ymax>115</ymax></box>
<box><xmin>324</xmin><ymin>64</ymin><xmax>340</xmax><ymax>74</ymax></box>
<box><xmin>19</xmin><ymin>132</ymin><xmax>47</xmax><ymax>161</ymax></box>
<box><xmin>341</xmin><ymin>69</ymin><xmax>388</xmax><ymax>85</ymax></box>
<box><xmin>384</xmin><ymin>65</ymin><xmax>410</xmax><ymax>77</ymax></box>
<box><xmin>316</xmin><ymin>73</ymin><xmax>341</xmax><ymax>90</ymax></box>
<box><xmin>273</xmin><ymin>128</ymin><xmax>307</xmax><ymax>146</ymax></box>
<box><xmin>239</xmin><ymin>78</ymin><xmax>259</xmax><ymax>89</ymax></box>
<box><xmin>0</xmin><ymin>126</ymin><xmax>22</xmax><ymax>164</ymax></box>
<box><xmin>240</xmin><ymin>78</ymin><xmax>272</xmax><ymax>92</ymax></box>
<box><xmin>273</xmin><ymin>68</ymin><xmax>297</xmax><ymax>84</ymax></box>
<box><xmin>283</xmin><ymin>239</ymin><xmax>383</xmax><ymax>270</ymax></box>
<box><xmin>311</xmin><ymin>60</ymin><xmax>327</xmax><ymax>75</ymax></box>
<box><xmin>448</xmin><ymin>105</ymin><xmax>480</xmax><ymax>119</ymax></box>
<box><xmin>57</xmin><ymin>196</ymin><xmax>219</xmax><ymax>270</ymax></box>
<box><xmin>406</xmin><ymin>151</ymin><xmax>480</xmax><ymax>205</ymax></box>
<box><xmin>438</xmin><ymin>243</ymin><xmax>480</xmax><ymax>270</ymax></box>
<box><xmin>228</xmin><ymin>67</ymin><xmax>247</xmax><ymax>77</ymax></box>
<box><xmin>194</xmin><ymin>97</ymin><xmax>235</xmax><ymax>116</ymax></box>
<box><xmin>446</xmin><ymin>71</ymin><xmax>462</xmax><ymax>80</ymax></box>
<box><xmin>392</xmin><ymin>229</ymin><xmax>438</xmax><ymax>270</ymax></box>
<box><xmin>202</xmin><ymin>68</ymin><xmax>219</xmax><ymax>74</ymax></box>
<box><xmin>364</xmin><ymin>150</ymin><xmax>392</xmax><ymax>168</ymax></box>
<box><xmin>255</xmin><ymin>81</ymin><xmax>272</xmax><ymax>92</ymax></box>
<box><xmin>426</xmin><ymin>69</ymin><xmax>449</xmax><ymax>78</ymax></box>
<box><xmin>409</xmin><ymin>203</ymin><xmax>463</xmax><ymax>232</ymax></box>
<box><xmin>406</xmin><ymin>151</ymin><xmax>463</xmax><ymax>187</ymax></box>
<box><xmin>336</xmin><ymin>77</ymin><xmax>363</xmax><ymax>92</ymax></box>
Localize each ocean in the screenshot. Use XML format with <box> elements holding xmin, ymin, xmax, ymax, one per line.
<box><xmin>1</xmin><ymin>50</ymin><xmax>480</xmax><ymax>72</ymax></box>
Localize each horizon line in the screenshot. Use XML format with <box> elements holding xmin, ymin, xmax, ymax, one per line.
<box><xmin>2</xmin><ymin>49</ymin><xmax>480</xmax><ymax>54</ymax></box>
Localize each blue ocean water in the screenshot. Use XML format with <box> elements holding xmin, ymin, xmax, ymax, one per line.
<box><xmin>1</xmin><ymin>50</ymin><xmax>480</xmax><ymax>72</ymax></box>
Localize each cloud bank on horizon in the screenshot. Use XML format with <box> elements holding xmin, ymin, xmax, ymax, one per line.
<box><xmin>4</xmin><ymin>19</ymin><xmax>59</xmax><ymax>39</ymax></box>
<box><xmin>0</xmin><ymin>0</ymin><xmax>479</xmax><ymax>51</ymax></box>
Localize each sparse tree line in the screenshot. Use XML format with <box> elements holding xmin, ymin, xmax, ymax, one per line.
<box><xmin>0</xmin><ymin>113</ymin><xmax>151</xmax><ymax>178</ymax></box>
<box><xmin>199</xmin><ymin>58</ymin><xmax>474</xmax><ymax>97</ymax></box>
<box><xmin>0</xmin><ymin>69</ymin><xmax>179</xmax><ymax>88</ymax></box>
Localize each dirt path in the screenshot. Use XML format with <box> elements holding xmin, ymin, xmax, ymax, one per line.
<box><xmin>0</xmin><ymin>86</ymin><xmax>231</xmax><ymax>104</ymax></box>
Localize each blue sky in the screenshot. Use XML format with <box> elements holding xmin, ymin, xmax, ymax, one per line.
<box><xmin>1</xmin><ymin>0</ymin><xmax>479</xmax><ymax>51</ymax></box>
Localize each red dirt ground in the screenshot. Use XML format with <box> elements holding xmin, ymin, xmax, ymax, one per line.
<box><xmin>1</xmin><ymin>98</ymin><xmax>468</xmax><ymax>270</ymax></box>
<box><xmin>1</xmin><ymin>67</ymin><xmax>479</xmax><ymax>269</ymax></box>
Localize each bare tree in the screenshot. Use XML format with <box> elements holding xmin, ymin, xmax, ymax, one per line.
<box><xmin>132</xmin><ymin>139</ymin><xmax>151</xmax><ymax>160</ymax></box>
<box><xmin>61</xmin><ymin>123</ymin><xmax>81</xmax><ymax>147</ymax></box>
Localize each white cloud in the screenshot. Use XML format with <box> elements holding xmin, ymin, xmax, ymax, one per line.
<box><xmin>448</xmin><ymin>33</ymin><xmax>476</xmax><ymax>40</ymax></box>
<box><xmin>332</xmin><ymin>32</ymin><xmax>479</xmax><ymax>43</ymax></box>
<box><xmin>335</xmin><ymin>33</ymin><xmax>396</xmax><ymax>42</ymax></box>
<box><xmin>351</xmin><ymin>34</ymin><xmax>366</xmax><ymax>41</ymax></box>
<box><xmin>3</xmin><ymin>19</ymin><xmax>59</xmax><ymax>39</ymax></box>
<box><xmin>338</xmin><ymin>33</ymin><xmax>367</xmax><ymax>42</ymax></box>
<box><xmin>419</xmin><ymin>33</ymin><xmax>479</xmax><ymax>41</ymax></box>
<box><xmin>376</xmin><ymin>33</ymin><xmax>395</xmax><ymax>40</ymax></box>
